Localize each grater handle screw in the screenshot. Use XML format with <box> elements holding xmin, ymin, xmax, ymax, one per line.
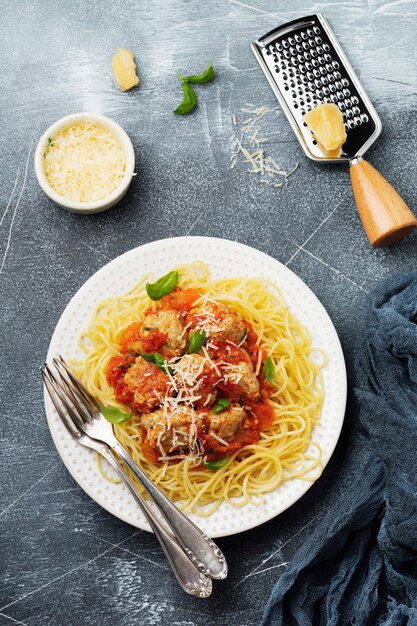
<box><xmin>349</xmin><ymin>159</ymin><xmax>417</xmax><ymax>247</ymax></box>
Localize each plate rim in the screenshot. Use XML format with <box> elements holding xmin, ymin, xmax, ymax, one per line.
<box><xmin>45</xmin><ymin>236</ymin><xmax>347</xmax><ymax>537</ymax></box>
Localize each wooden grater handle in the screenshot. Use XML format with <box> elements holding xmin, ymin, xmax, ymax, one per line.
<box><xmin>350</xmin><ymin>157</ymin><xmax>417</xmax><ymax>247</ymax></box>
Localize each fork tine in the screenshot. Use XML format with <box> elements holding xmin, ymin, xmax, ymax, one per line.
<box><xmin>54</xmin><ymin>356</ymin><xmax>102</xmax><ymax>413</ymax></box>
<box><xmin>43</xmin><ymin>363</ymin><xmax>90</xmax><ymax>431</ymax></box>
<box><xmin>51</xmin><ymin>360</ymin><xmax>94</xmax><ymax>424</ymax></box>
<box><xmin>41</xmin><ymin>366</ymin><xmax>80</xmax><ymax>438</ymax></box>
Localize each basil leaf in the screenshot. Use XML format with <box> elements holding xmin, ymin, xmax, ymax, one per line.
<box><xmin>154</xmin><ymin>353</ymin><xmax>166</xmax><ymax>370</ymax></box>
<box><xmin>187</xmin><ymin>330</ymin><xmax>207</xmax><ymax>354</ymax></box>
<box><xmin>136</xmin><ymin>350</ymin><xmax>172</xmax><ymax>374</ymax></box>
<box><xmin>185</xmin><ymin>64</ymin><xmax>214</xmax><ymax>84</ymax></box>
<box><xmin>174</xmin><ymin>81</ymin><xmax>197</xmax><ymax>115</ymax></box>
<box><xmin>203</xmin><ymin>457</ymin><xmax>228</xmax><ymax>471</ymax></box>
<box><xmin>101</xmin><ymin>407</ymin><xmax>132</xmax><ymax>423</ymax></box>
<box><xmin>264</xmin><ymin>356</ymin><xmax>275</xmax><ymax>385</ymax></box>
<box><xmin>146</xmin><ymin>270</ymin><xmax>179</xmax><ymax>301</ymax></box>
<box><xmin>211</xmin><ymin>398</ymin><xmax>231</xmax><ymax>414</ymax></box>
<box><xmin>154</xmin><ymin>353</ymin><xmax>173</xmax><ymax>376</ymax></box>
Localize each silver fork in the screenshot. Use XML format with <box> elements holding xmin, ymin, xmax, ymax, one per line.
<box><xmin>45</xmin><ymin>355</ymin><xmax>228</xmax><ymax>581</ymax></box>
<box><xmin>42</xmin><ymin>364</ymin><xmax>213</xmax><ymax>598</ymax></box>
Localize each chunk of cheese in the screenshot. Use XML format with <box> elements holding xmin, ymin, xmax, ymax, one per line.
<box><xmin>111</xmin><ymin>48</ymin><xmax>139</xmax><ymax>91</ymax></box>
<box><xmin>44</xmin><ymin>120</ymin><xmax>126</xmax><ymax>202</ymax></box>
<box><xmin>303</xmin><ymin>103</ymin><xmax>347</xmax><ymax>151</ymax></box>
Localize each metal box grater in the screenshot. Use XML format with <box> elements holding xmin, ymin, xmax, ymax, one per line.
<box><xmin>251</xmin><ymin>14</ymin><xmax>417</xmax><ymax>247</ymax></box>
<box><xmin>251</xmin><ymin>13</ymin><xmax>381</xmax><ymax>162</ymax></box>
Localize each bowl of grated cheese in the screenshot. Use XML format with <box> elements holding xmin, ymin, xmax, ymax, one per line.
<box><xmin>34</xmin><ymin>112</ymin><xmax>135</xmax><ymax>214</ymax></box>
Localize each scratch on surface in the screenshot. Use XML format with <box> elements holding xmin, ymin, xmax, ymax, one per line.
<box><xmin>0</xmin><ymin>465</ymin><xmax>56</xmax><ymax>519</ymax></box>
<box><xmin>223</xmin><ymin>34</ymin><xmax>256</xmax><ymax>75</ymax></box>
<box><xmin>285</xmin><ymin>198</ymin><xmax>345</xmax><ymax>267</ymax></box>
<box><xmin>288</xmin><ymin>239</ymin><xmax>370</xmax><ymax>293</ymax></box>
<box><xmin>0</xmin><ymin>166</ymin><xmax>20</xmax><ymax>229</ymax></box>
<box><xmin>184</xmin><ymin>214</ymin><xmax>203</xmax><ymax>236</ymax></box>
<box><xmin>0</xmin><ymin>141</ymin><xmax>33</xmax><ymax>277</ymax></box>
<box><xmin>202</xmin><ymin>100</ymin><xmax>215</xmax><ymax>160</ymax></box>
<box><xmin>38</xmin><ymin>487</ymin><xmax>80</xmax><ymax>496</ymax></box>
<box><xmin>233</xmin><ymin>515</ymin><xmax>319</xmax><ymax>589</ymax></box>
<box><xmin>82</xmin><ymin>242</ymin><xmax>113</xmax><ymax>262</ymax></box>
<box><xmin>227</xmin><ymin>0</ymin><xmax>283</xmax><ymax>19</ymax></box>
<box><xmin>79</xmin><ymin>529</ymin><xmax>168</xmax><ymax>569</ymax></box>
<box><xmin>244</xmin><ymin>561</ymin><xmax>289</xmax><ymax>578</ymax></box>
<box><xmin>225</xmin><ymin>33</ymin><xmax>231</xmax><ymax>72</ymax></box>
<box><xmin>369</xmin><ymin>75</ymin><xmax>415</xmax><ymax>88</ymax></box>
<box><xmin>216</xmin><ymin>88</ymin><xmax>223</xmax><ymax>134</ymax></box>
<box><xmin>0</xmin><ymin>612</ymin><xmax>29</xmax><ymax>626</ymax></box>
<box><xmin>373</xmin><ymin>0</ymin><xmax>416</xmax><ymax>16</ymax></box>
<box><xmin>0</xmin><ymin>531</ymin><xmax>139</xmax><ymax>613</ymax></box>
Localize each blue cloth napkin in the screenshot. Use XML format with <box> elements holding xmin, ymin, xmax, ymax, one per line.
<box><xmin>262</xmin><ymin>272</ymin><xmax>417</xmax><ymax>626</ymax></box>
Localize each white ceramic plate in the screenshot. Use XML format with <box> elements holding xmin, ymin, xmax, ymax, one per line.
<box><xmin>45</xmin><ymin>237</ymin><xmax>347</xmax><ymax>538</ymax></box>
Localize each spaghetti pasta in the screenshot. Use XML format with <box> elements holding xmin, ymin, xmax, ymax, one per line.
<box><xmin>71</xmin><ymin>261</ymin><xmax>325</xmax><ymax>515</ymax></box>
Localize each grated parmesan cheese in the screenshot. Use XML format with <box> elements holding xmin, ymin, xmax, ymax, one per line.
<box><xmin>210</xmin><ymin>432</ymin><xmax>230</xmax><ymax>446</ymax></box>
<box><xmin>44</xmin><ymin>120</ymin><xmax>126</xmax><ymax>202</ymax></box>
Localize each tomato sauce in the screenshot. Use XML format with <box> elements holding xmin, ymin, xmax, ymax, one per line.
<box><xmin>250</xmin><ymin>400</ymin><xmax>274</xmax><ymax>430</ymax></box>
<box><xmin>214</xmin><ymin>342</ymin><xmax>251</xmax><ymax>365</ymax></box>
<box><xmin>106</xmin><ymin>356</ymin><xmax>134</xmax><ymax>405</ymax></box>
<box><xmin>244</xmin><ymin>321</ymin><xmax>265</xmax><ymax>368</ymax></box>
<box><xmin>141</xmin><ymin>429</ymin><xmax>159</xmax><ymax>462</ymax></box>
<box><xmin>140</xmin><ymin>328</ymin><xmax>167</xmax><ymax>353</ymax></box>
<box><xmin>119</xmin><ymin>322</ymin><xmax>142</xmax><ymax>354</ymax></box>
<box><xmin>159</xmin><ymin>287</ymin><xmax>203</xmax><ymax>316</ymax></box>
<box><xmin>260</xmin><ymin>378</ymin><xmax>275</xmax><ymax>400</ymax></box>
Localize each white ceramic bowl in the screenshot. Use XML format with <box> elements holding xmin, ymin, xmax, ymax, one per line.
<box><xmin>34</xmin><ymin>112</ymin><xmax>135</xmax><ymax>214</ymax></box>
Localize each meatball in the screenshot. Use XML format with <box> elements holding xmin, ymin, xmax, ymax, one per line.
<box><xmin>123</xmin><ymin>357</ymin><xmax>170</xmax><ymax>413</ymax></box>
<box><xmin>141</xmin><ymin>407</ymin><xmax>207</xmax><ymax>455</ymax></box>
<box><xmin>223</xmin><ymin>359</ymin><xmax>260</xmax><ymax>401</ymax></box>
<box><xmin>217</xmin><ymin>349</ymin><xmax>260</xmax><ymax>402</ymax></box>
<box><xmin>208</xmin><ymin>404</ymin><xmax>246</xmax><ymax>440</ymax></box>
<box><xmin>187</xmin><ymin>302</ymin><xmax>246</xmax><ymax>345</ymax></box>
<box><xmin>140</xmin><ymin>309</ymin><xmax>187</xmax><ymax>358</ymax></box>
<box><xmin>173</xmin><ymin>353</ymin><xmax>219</xmax><ymax>406</ymax></box>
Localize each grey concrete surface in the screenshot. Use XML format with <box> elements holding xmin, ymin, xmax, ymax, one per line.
<box><xmin>0</xmin><ymin>0</ymin><xmax>416</xmax><ymax>624</ymax></box>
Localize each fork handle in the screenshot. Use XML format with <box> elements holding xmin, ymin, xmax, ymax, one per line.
<box><xmin>99</xmin><ymin>447</ymin><xmax>212</xmax><ymax>598</ymax></box>
<box><xmin>112</xmin><ymin>442</ymin><xmax>227</xmax><ymax>580</ymax></box>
